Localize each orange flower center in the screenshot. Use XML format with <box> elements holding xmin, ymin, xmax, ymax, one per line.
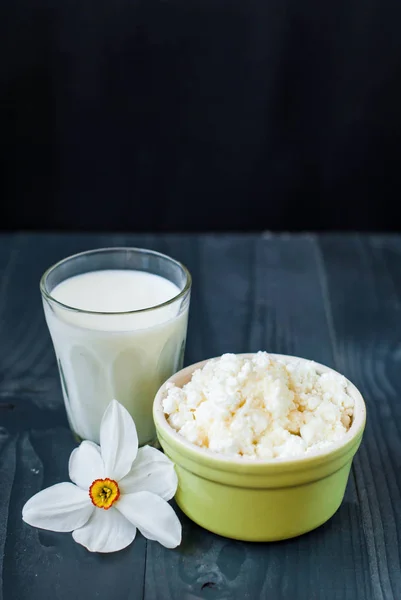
<box><xmin>89</xmin><ymin>478</ymin><xmax>120</xmax><ymax>510</ymax></box>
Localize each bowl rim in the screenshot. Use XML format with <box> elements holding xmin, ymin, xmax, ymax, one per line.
<box><xmin>153</xmin><ymin>353</ymin><xmax>366</xmax><ymax>469</ymax></box>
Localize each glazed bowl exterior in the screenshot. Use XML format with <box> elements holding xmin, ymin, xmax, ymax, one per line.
<box><xmin>153</xmin><ymin>354</ymin><xmax>366</xmax><ymax>541</ymax></box>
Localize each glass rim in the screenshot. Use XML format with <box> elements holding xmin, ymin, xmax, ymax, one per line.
<box><xmin>40</xmin><ymin>246</ymin><xmax>192</xmax><ymax>316</ymax></box>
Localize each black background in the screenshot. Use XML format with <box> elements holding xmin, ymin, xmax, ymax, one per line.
<box><xmin>1</xmin><ymin>0</ymin><xmax>401</xmax><ymax>232</ymax></box>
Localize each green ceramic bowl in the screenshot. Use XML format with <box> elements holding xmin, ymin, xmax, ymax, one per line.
<box><xmin>153</xmin><ymin>354</ymin><xmax>366</xmax><ymax>541</ymax></box>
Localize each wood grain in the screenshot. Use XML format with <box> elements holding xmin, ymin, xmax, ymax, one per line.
<box><xmin>0</xmin><ymin>232</ymin><xmax>399</xmax><ymax>600</ymax></box>
<box><xmin>317</xmin><ymin>234</ymin><xmax>401</xmax><ymax>600</ymax></box>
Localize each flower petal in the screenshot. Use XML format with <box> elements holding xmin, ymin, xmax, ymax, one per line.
<box><xmin>119</xmin><ymin>446</ymin><xmax>178</xmax><ymax>500</ymax></box>
<box><xmin>22</xmin><ymin>482</ymin><xmax>93</xmax><ymax>532</ymax></box>
<box><xmin>72</xmin><ymin>506</ymin><xmax>136</xmax><ymax>553</ymax></box>
<box><xmin>116</xmin><ymin>491</ymin><xmax>181</xmax><ymax>548</ymax></box>
<box><xmin>100</xmin><ymin>400</ymin><xmax>138</xmax><ymax>481</ymax></box>
<box><xmin>69</xmin><ymin>441</ymin><xmax>104</xmax><ymax>490</ymax></box>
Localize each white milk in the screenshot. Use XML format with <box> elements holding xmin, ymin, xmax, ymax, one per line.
<box><xmin>43</xmin><ymin>270</ymin><xmax>188</xmax><ymax>445</ymax></box>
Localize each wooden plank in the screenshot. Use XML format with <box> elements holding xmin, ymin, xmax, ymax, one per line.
<box><xmin>317</xmin><ymin>233</ymin><xmax>401</xmax><ymax>600</ymax></box>
<box><xmin>144</xmin><ymin>234</ymin><xmax>372</xmax><ymax>600</ymax></box>
<box><xmin>0</xmin><ymin>233</ymin><xmax>148</xmax><ymax>600</ymax></box>
<box><xmin>0</xmin><ymin>432</ymin><xmax>17</xmax><ymax>600</ymax></box>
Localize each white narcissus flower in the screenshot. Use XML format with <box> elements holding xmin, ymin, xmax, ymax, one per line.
<box><xmin>22</xmin><ymin>400</ymin><xmax>181</xmax><ymax>553</ymax></box>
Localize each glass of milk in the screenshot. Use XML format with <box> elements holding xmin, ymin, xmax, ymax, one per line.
<box><xmin>40</xmin><ymin>248</ymin><xmax>191</xmax><ymax>446</ymax></box>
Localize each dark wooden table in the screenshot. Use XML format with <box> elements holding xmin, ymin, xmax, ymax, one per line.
<box><xmin>0</xmin><ymin>232</ymin><xmax>400</xmax><ymax>600</ymax></box>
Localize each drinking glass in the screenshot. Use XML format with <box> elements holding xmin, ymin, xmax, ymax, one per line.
<box><xmin>40</xmin><ymin>248</ymin><xmax>191</xmax><ymax>446</ymax></box>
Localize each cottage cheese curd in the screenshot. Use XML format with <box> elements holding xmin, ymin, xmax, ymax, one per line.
<box><xmin>162</xmin><ymin>352</ymin><xmax>354</xmax><ymax>459</ymax></box>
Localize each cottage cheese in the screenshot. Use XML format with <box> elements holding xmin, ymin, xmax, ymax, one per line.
<box><xmin>162</xmin><ymin>352</ymin><xmax>354</xmax><ymax>459</ymax></box>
